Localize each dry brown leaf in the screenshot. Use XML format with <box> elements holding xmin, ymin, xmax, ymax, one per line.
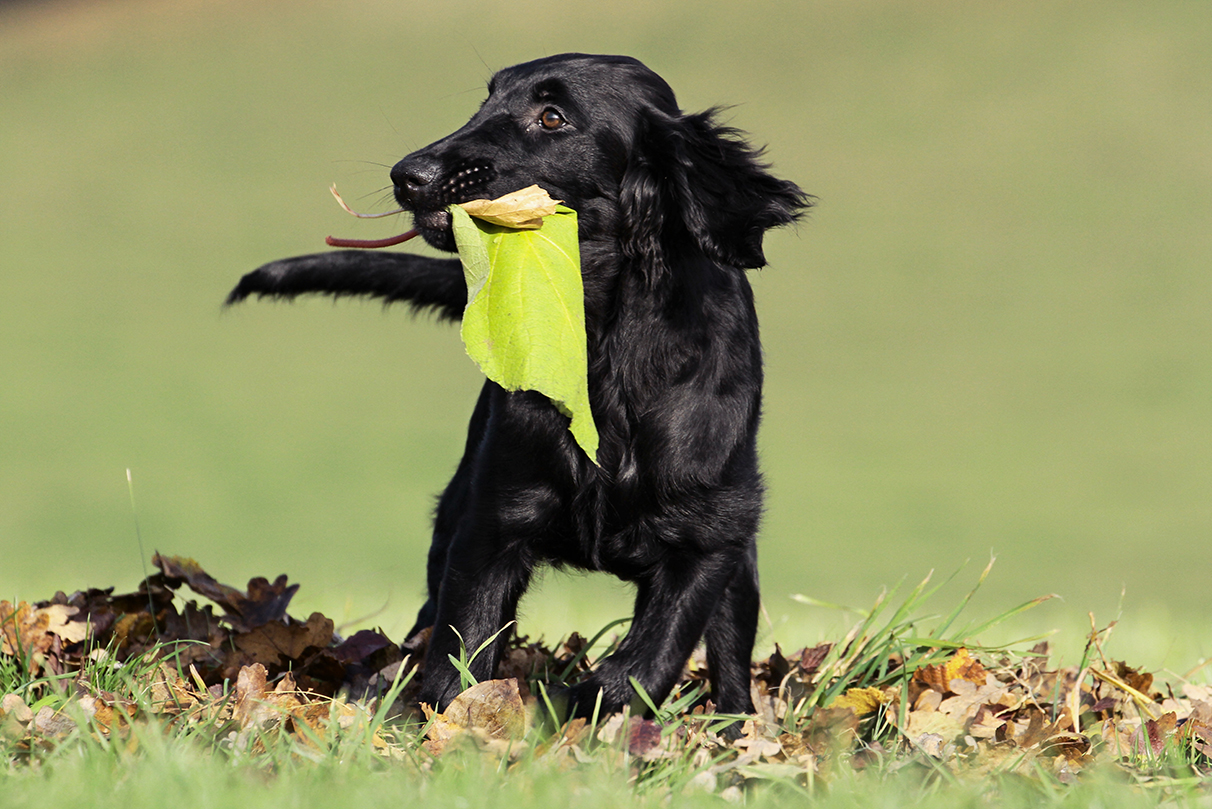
<box><xmin>154</xmin><ymin>554</ymin><xmax>300</xmax><ymax>632</ymax></box>
<box><xmin>458</xmin><ymin>185</ymin><xmax>561</xmax><ymax>229</ymax></box>
<box><xmin>0</xmin><ymin>694</ymin><xmax>33</xmax><ymax>742</ymax></box>
<box><xmin>936</xmin><ymin>677</ymin><xmax>1011</xmax><ymax>726</ymax></box>
<box><xmin>1114</xmin><ymin>661</ymin><xmax>1155</xmax><ymax>697</ymax></box>
<box><xmin>0</xmin><ymin>601</ymin><xmax>86</xmax><ymax>658</ymax></box>
<box><xmin>802</xmin><ymin>706</ymin><xmax>861</xmax><ymax>752</ymax></box>
<box><xmin>155</xmin><ymin>555</ymin><xmax>250</xmax><ymax>615</ymax></box>
<box><xmin>233</xmin><ymin>612</ymin><xmax>334</xmax><ymax>667</ymax></box>
<box><xmin>33</xmin><ymin>706</ymin><xmax>76</xmax><ymax>740</ymax></box>
<box><xmin>914</xmin><ymin>648</ymin><xmax>988</xmax><ymax>694</ymax></box>
<box><xmin>1181</xmin><ymin>701</ymin><xmax>1212</xmax><ymax>758</ymax></box>
<box><xmin>1184</xmin><ymin>683</ymin><xmax>1212</xmax><ymax>702</ymax></box>
<box><xmin>967</xmin><ymin>706</ymin><xmax>1008</xmax><ymax>741</ymax></box>
<box><xmin>628</xmin><ymin>718</ymin><xmax>665</xmax><ymax>758</ymax></box>
<box><xmin>234</xmin><ymin>663</ymin><xmax>274</xmax><ymax>729</ymax></box>
<box><xmin>147</xmin><ymin>662</ymin><xmax>199</xmax><ymax>715</ymax></box>
<box><xmin>1041</xmin><ymin>732</ymin><xmax>1092</xmax><ymax>763</ymax></box>
<box><xmin>798</xmin><ymin>643</ymin><xmax>831</xmax><ymax>676</ymax></box>
<box><xmin>905</xmin><ymin>704</ymin><xmax>965</xmax><ymax>743</ymax></box>
<box><xmin>424</xmin><ymin>678</ymin><xmax>527</xmax><ymax>756</ymax></box>
<box><xmin>1014</xmin><ymin>706</ymin><xmax>1052</xmax><ymax>749</ymax></box>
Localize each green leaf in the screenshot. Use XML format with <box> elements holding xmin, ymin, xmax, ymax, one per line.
<box><xmin>450</xmin><ymin>203</ymin><xmax>599</xmax><ymax>464</ymax></box>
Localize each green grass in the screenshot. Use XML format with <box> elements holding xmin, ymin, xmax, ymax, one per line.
<box><xmin>2</xmin><ymin>0</ymin><xmax>1211</xmax><ymax>802</ymax></box>
<box><xmin>1</xmin><ymin>748</ymin><xmax>1183</xmax><ymax>809</ymax></box>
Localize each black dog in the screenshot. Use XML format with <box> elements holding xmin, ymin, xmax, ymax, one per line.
<box><xmin>227</xmin><ymin>53</ymin><xmax>809</xmax><ymax>719</ymax></box>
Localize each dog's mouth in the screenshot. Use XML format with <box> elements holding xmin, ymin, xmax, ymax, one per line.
<box><xmin>410</xmin><ymin>208</ymin><xmax>456</xmax><ymax>248</ymax></box>
<box><xmin>325</xmin><ymin>162</ymin><xmax>503</xmax><ymax>253</ymax></box>
<box><xmin>398</xmin><ymin>160</ymin><xmax>497</xmax><ymax>251</ymax></box>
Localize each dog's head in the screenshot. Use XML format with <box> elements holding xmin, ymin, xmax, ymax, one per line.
<box><xmin>393</xmin><ymin>53</ymin><xmax>810</xmax><ymax>270</ymax></box>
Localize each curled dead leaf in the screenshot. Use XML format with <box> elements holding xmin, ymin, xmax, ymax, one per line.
<box><xmin>235</xmin><ymin>663</ymin><xmax>272</xmax><ymax>729</ymax></box>
<box><xmin>0</xmin><ymin>601</ymin><xmax>87</xmax><ymax>659</ymax></box>
<box><xmin>423</xmin><ymin>678</ymin><xmax>527</xmax><ymax>756</ymax></box>
<box><xmin>914</xmin><ymin>648</ymin><xmax>988</xmax><ymax>694</ymax></box>
<box><xmin>458</xmin><ymin>185</ymin><xmax>561</xmax><ymax>229</ymax></box>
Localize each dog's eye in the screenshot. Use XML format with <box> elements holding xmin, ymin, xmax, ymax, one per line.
<box><xmin>539</xmin><ymin>108</ymin><xmax>565</xmax><ymax>130</ymax></box>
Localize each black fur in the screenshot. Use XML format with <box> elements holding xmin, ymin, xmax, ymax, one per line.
<box><xmin>227</xmin><ymin>53</ymin><xmax>810</xmax><ymax>720</ymax></box>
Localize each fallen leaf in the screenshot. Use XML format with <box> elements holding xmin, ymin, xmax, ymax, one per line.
<box><xmin>832</xmin><ymin>686</ymin><xmax>886</xmax><ymax>716</ymax></box>
<box><xmin>234</xmin><ymin>663</ymin><xmax>274</xmax><ymax>729</ymax></box>
<box><xmin>798</xmin><ymin>644</ymin><xmax>831</xmax><ymax>676</ymax></box>
<box><xmin>1114</xmin><ymin>661</ymin><xmax>1155</xmax><ymax>698</ymax></box>
<box><xmin>0</xmin><ymin>694</ymin><xmax>33</xmax><ymax>741</ymax></box>
<box><xmin>936</xmin><ymin>677</ymin><xmax>1012</xmax><ymax>727</ymax></box>
<box><xmin>33</xmin><ymin>707</ymin><xmax>76</xmax><ymax>740</ymax></box>
<box><xmin>233</xmin><ymin>612</ymin><xmax>334</xmax><ymax>668</ymax></box>
<box><xmin>914</xmin><ymin>648</ymin><xmax>988</xmax><ymax>693</ymax></box>
<box><xmin>154</xmin><ymin>554</ymin><xmax>300</xmax><ymax>632</ymax></box>
<box><xmin>0</xmin><ymin>601</ymin><xmax>88</xmax><ymax>672</ymax></box>
<box><xmin>628</xmin><ymin>718</ymin><xmax>664</xmax><ymax>757</ymax></box>
<box><xmin>424</xmin><ymin>678</ymin><xmax>527</xmax><ymax>755</ymax></box>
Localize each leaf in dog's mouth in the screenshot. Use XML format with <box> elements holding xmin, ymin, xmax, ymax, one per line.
<box><xmin>323</xmin><ymin>183</ymin><xmax>598</xmax><ymax>463</ymax></box>
<box><xmin>449</xmin><ymin>188</ymin><xmax>600</xmax><ymax>465</ymax></box>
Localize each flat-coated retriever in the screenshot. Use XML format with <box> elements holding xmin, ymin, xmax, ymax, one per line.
<box><xmin>227</xmin><ymin>53</ymin><xmax>809</xmax><ymax>720</ymax></box>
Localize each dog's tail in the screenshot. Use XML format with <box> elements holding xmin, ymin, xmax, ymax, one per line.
<box><xmin>225</xmin><ymin>251</ymin><xmax>467</xmax><ymax>321</ymax></box>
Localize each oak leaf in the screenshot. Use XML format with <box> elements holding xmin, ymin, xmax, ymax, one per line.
<box><xmin>232</xmin><ymin>612</ymin><xmax>334</xmax><ymax>667</ymax></box>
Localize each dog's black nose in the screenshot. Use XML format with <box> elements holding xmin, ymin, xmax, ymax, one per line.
<box><xmin>391</xmin><ymin>155</ymin><xmax>442</xmax><ymax>193</ymax></box>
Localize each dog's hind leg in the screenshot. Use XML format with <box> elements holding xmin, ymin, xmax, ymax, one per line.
<box><xmin>703</xmin><ymin>542</ymin><xmax>759</xmax><ymax>716</ymax></box>
<box><xmin>561</xmin><ymin>545</ymin><xmax>747</xmax><ymax>719</ymax></box>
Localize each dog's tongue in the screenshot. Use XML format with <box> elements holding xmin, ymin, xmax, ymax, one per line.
<box><xmin>325</xmin><ymin>230</ymin><xmax>418</xmax><ymax>249</ymax></box>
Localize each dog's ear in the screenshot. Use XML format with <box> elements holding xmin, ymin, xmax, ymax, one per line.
<box><xmin>620</xmin><ymin>108</ymin><xmax>812</xmax><ymax>272</ymax></box>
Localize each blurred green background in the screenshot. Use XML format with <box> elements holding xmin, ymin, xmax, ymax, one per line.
<box><xmin>2</xmin><ymin>0</ymin><xmax>1209</xmax><ymax>668</ymax></box>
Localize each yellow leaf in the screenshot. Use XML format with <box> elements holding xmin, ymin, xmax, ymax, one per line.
<box><xmin>941</xmin><ymin>648</ymin><xmax>988</xmax><ymax>686</ymax></box>
<box><xmin>832</xmin><ymin>686</ymin><xmax>887</xmax><ymax>716</ymax></box>
<box><xmin>458</xmin><ymin>185</ymin><xmax>561</xmax><ymax>229</ymax></box>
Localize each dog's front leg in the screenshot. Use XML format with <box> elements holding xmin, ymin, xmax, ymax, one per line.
<box><xmin>416</xmin><ymin>522</ymin><xmax>534</xmax><ymax>711</ymax></box>
<box><xmin>226</xmin><ymin>251</ymin><xmax>467</xmax><ymax>320</ymax></box>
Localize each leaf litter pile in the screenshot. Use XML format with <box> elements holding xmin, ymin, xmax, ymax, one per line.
<box><xmin>2</xmin><ymin>555</ymin><xmax>1210</xmax><ymax>798</ymax></box>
